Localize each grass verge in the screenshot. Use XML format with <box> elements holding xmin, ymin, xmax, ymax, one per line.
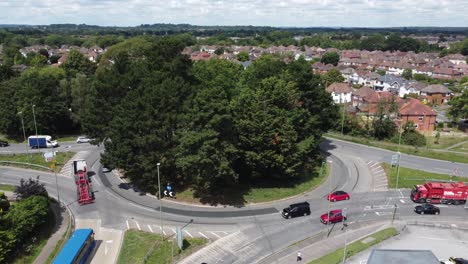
<box><xmin>0</xmin><ymin>152</ymin><xmax>75</xmax><ymax>172</ymax></box>
<box><xmin>13</xmin><ymin>201</ymin><xmax>57</xmax><ymax>264</ymax></box>
<box><xmin>325</xmin><ymin>133</ymin><xmax>468</xmax><ymax>163</ymax></box>
<box><xmin>0</xmin><ymin>184</ymin><xmax>16</xmax><ymax>192</ymax></box>
<box><xmin>176</xmin><ymin>164</ymin><xmax>329</xmax><ymax>205</ymax></box>
<box><xmin>117</xmin><ymin>230</ymin><xmax>207</xmax><ymax>264</ymax></box>
<box><xmin>382</xmin><ymin>163</ymin><xmax>467</xmax><ymax>189</ymax></box>
<box><xmin>309</xmin><ymin>227</ymin><xmax>398</xmax><ymax>264</ymax></box>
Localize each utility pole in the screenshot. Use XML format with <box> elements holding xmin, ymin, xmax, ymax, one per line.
<box><xmin>18</xmin><ymin>112</ymin><xmax>30</xmax><ymax>163</ymax></box>
<box><xmin>342</xmin><ymin>222</ymin><xmax>348</xmax><ymax>264</ymax></box>
<box><xmin>157</xmin><ymin>162</ymin><xmax>163</xmax><ymax>240</ymax></box>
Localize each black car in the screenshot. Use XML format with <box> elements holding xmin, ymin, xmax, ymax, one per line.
<box><xmin>0</xmin><ymin>140</ymin><xmax>9</xmax><ymax>147</ymax></box>
<box><xmin>282</xmin><ymin>202</ymin><xmax>311</xmax><ymax>219</ymax></box>
<box><xmin>414</xmin><ymin>204</ymin><xmax>440</xmax><ymax>215</ymax></box>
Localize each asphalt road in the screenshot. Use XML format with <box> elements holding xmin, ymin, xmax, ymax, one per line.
<box><xmin>1</xmin><ymin>137</ymin><xmax>467</xmax><ymax>263</ymax></box>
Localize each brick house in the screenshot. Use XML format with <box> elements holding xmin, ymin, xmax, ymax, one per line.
<box><xmin>420</xmin><ymin>84</ymin><xmax>453</xmax><ymax>105</ymax></box>
<box><xmin>398</xmin><ymin>98</ymin><xmax>437</xmax><ymax>132</ymax></box>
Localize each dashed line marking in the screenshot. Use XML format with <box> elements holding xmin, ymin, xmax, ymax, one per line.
<box><xmin>370</xmin><ymin>163</ymin><xmax>380</xmax><ymax>168</ymax></box>
<box><xmin>135</xmin><ymin>221</ymin><xmax>141</xmax><ymax>230</ymax></box>
<box><xmin>159</xmin><ymin>226</ymin><xmax>167</xmax><ymax>236</ymax></box>
<box><xmin>184</xmin><ymin>230</ymin><xmax>193</xmax><ymax>238</ymax></box>
<box><xmin>375</xmin><ymin>212</ymin><xmax>380</xmax><ymax>216</ymax></box>
<box><xmin>148</xmin><ymin>225</ymin><xmax>154</xmax><ymax>233</ymax></box>
<box><xmin>126</xmin><ymin>220</ymin><xmax>130</xmax><ymax>230</ymax></box>
<box><xmin>400</xmin><ymin>199</ymin><xmax>405</xmax><ymax>204</ymax></box>
<box><xmin>221</xmin><ymin>231</ymin><xmax>228</xmax><ymax>235</ymax></box>
<box><xmin>451</xmin><ymin>224</ymin><xmax>458</xmax><ymax>228</ymax></box>
<box><xmin>199</xmin><ymin>232</ymin><xmax>209</xmax><ymax>239</ymax></box>
<box><xmin>210</xmin><ymin>232</ymin><xmax>221</xmax><ymax>239</ymax></box>
<box><xmin>171</xmin><ymin>228</ymin><xmax>176</xmax><ymax>234</ymax></box>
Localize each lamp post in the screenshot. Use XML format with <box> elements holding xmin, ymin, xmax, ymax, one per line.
<box><xmin>157</xmin><ymin>162</ymin><xmax>163</xmax><ymax>240</ymax></box>
<box><xmin>18</xmin><ymin>112</ymin><xmax>31</xmax><ymax>163</ymax></box>
<box><xmin>342</xmin><ymin>222</ymin><xmax>349</xmax><ymax>264</ymax></box>
<box><xmin>396</xmin><ymin>124</ymin><xmax>402</xmax><ymax>191</ymax></box>
<box><xmin>32</xmin><ymin>104</ymin><xmax>38</xmax><ymax>148</ymax></box>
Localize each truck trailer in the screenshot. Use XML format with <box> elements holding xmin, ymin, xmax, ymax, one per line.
<box><xmin>28</xmin><ymin>135</ymin><xmax>58</xmax><ymax>148</ymax></box>
<box><xmin>411</xmin><ymin>181</ymin><xmax>468</xmax><ymax>205</ymax></box>
<box><xmin>72</xmin><ymin>160</ymin><xmax>94</xmax><ymax>205</ymax></box>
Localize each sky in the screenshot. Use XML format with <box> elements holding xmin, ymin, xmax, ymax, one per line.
<box><xmin>0</xmin><ymin>0</ymin><xmax>467</xmax><ymax>27</ymax></box>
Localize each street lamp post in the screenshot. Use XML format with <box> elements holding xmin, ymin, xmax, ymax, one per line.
<box><xmin>157</xmin><ymin>162</ymin><xmax>163</xmax><ymax>240</ymax></box>
<box><xmin>32</xmin><ymin>104</ymin><xmax>38</xmax><ymax>148</ymax></box>
<box><xmin>18</xmin><ymin>112</ymin><xmax>31</xmax><ymax>163</ymax></box>
<box><xmin>342</xmin><ymin>222</ymin><xmax>349</xmax><ymax>264</ymax></box>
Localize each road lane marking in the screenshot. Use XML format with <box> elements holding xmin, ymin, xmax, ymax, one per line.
<box><xmin>159</xmin><ymin>226</ymin><xmax>166</xmax><ymax>236</ymax></box>
<box><xmin>184</xmin><ymin>230</ymin><xmax>193</xmax><ymax>238</ymax></box>
<box><xmin>375</xmin><ymin>212</ymin><xmax>380</xmax><ymax>216</ymax></box>
<box><xmin>221</xmin><ymin>231</ymin><xmax>228</xmax><ymax>235</ymax></box>
<box><xmin>135</xmin><ymin>221</ymin><xmax>141</xmax><ymax>230</ymax></box>
<box><xmin>416</xmin><ymin>236</ymin><xmax>468</xmax><ymax>243</ymax></box>
<box><xmin>148</xmin><ymin>225</ymin><xmax>153</xmax><ymax>233</ymax></box>
<box><xmin>126</xmin><ymin>220</ymin><xmax>130</xmax><ymax>230</ymax></box>
<box><xmin>451</xmin><ymin>224</ymin><xmax>457</xmax><ymax>228</ymax></box>
<box><xmin>370</xmin><ymin>163</ymin><xmax>380</xmax><ymax>168</ymax></box>
<box><xmin>198</xmin><ymin>232</ymin><xmax>209</xmax><ymax>239</ymax></box>
<box><xmin>210</xmin><ymin>232</ymin><xmax>221</xmax><ymax>239</ymax></box>
<box><xmin>398</xmin><ymin>189</ymin><xmax>404</xmax><ymax>198</ymax></box>
<box><xmin>400</xmin><ymin>199</ymin><xmax>405</xmax><ymax>203</ymax></box>
<box><xmin>171</xmin><ymin>228</ymin><xmax>176</xmax><ymax>234</ymax></box>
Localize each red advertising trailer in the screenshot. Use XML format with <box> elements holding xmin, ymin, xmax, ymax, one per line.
<box><xmin>73</xmin><ymin>160</ymin><xmax>94</xmax><ymax>205</ymax></box>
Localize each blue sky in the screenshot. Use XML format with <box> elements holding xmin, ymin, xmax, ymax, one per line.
<box><xmin>0</xmin><ymin>0</ymin><xmax>467</xmax><ymax>27</ymax></box>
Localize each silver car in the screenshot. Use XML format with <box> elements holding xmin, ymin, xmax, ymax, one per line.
<box><xmin>76</xmin><ymin>136</ymin><xmax>92</xmax><ymax>143</ymax></box>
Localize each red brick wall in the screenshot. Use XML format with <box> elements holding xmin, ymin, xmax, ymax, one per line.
<box><xmin>402</xmin><ymin>115</ymin><xmax>436</xmax><ymax>132</ymax></box>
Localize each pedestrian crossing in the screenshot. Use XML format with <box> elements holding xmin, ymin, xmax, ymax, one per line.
<box><xmin>58</xmin><ymin>151</ymin><xmax>90</xmax><ymax>178</ymax></box>
<box><xmin>125</xmin><ymin>219</ymin><xmax>234</xmax><ymax>241</ymax></box>
<box><xmin>367</xmin><ymin>161</ymin><xmax>388</xmax><ymax>191</ymax></box>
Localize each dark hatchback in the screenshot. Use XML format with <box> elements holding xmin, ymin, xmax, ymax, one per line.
<box><xmin>414</xmin><ymin>204</ymin><xmax>440</xmax><ymax>215</ymax></box>
<box><xmin>282</xmin><ymin>202</ymin><xmax>311</xmax><ymax>219</ymax></box>
<box><xmin>0</xmin><ymin>140</ymin><xmax>9</xmax><ymax>147</ymax></box>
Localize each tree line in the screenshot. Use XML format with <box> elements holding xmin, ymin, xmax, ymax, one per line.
<box><xmin>0</xmin><ymin>36</ymin><xmax>338</xmax><ymax>199</ymax></box>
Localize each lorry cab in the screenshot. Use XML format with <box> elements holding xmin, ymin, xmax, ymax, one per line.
<box><xmin>411</xmin><ymin>185</ymin><xmax>427</xmax><ymax>203</ymax></box>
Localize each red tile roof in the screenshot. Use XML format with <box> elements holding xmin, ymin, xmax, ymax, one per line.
<box><xmin>399</xmin><ymin>98</ymin><xmax>437</xmax><ymax>116</ymax></box>
<box><xmin>326</xmin><ymin>83</ymin><xmax>353</xmax><ymax>94</ymax></box>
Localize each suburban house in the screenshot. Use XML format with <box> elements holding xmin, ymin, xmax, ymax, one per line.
<box><xmin>398</xmin><ymin>98</ymin><xmax>437</xmax><ymax>132</ymax></box>
<box><xmin>326</xmin><ymin>83</ymin><xmax>353</xmax><ymax>104</ymax></box>
<box><xmin>352</xmin><ymin>86</ymin><xmax>376</xmax><ymax>108</ymax></box>
<box><xmin>420</xmin><ymin>84</ymin><xmax>453</xmax><ymax>104</ymax></box>
<box><xmin>432</xmin><ymin>67</ymin><xmax>463</xmax><ymax>80</ymax></box>
<box><xmin>357</xmin><ymin>91</ymin><xmax>401</xmax><ymax>116</ymax></box>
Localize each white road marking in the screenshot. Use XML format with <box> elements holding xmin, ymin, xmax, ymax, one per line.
<box><xmin>159</xmin><ymin>226</ymin><xmax>167</xmax><ymax>236</ymax></box>
<box><xmin>398</xmin><ymin>189</ymin><xmax>404</xmax><ymax>198</ymax></box>
<box><xmin>184</xmin><ymin>230</ymin><xmax>193</xmax><ymax>238</ymax></box>
<box><xmin>416</xmin><ymin>236</ymin><xmax>468</xmax><ymax>243</ymax></box>
<box><xmin>135</xmin><ymin>221</ymin><xmax>141</xmax><ymax>230</ymax></box>
<box><xmin>451</xmin><ymin>224</ymin><xmax>458</xmax><ymax>228</ymax></box>
<box><xmin>171</xmin><ymin>228</ymin><xmax>176</xmax><ymax>234</ymax></box>
<box><xmin>93</xmin><ymin>177</ymin><xmax>101</xmax><ymax>186</ymax></box>
<box><xmin>198</xmin><ymin>232</ymin><xmax>209</xmax><ymax>239</ymax></box>
<box><xmin>372</xmin><ymin>169</ymin><xmax>384</xmax><ymax>173</ymax></box>
<box><xmin>221</xmin><ymin>231</ymin><xmax>228</xmax><ymax>235</ymax></box>
<box><xmin>210</xmin><ymin>232</ymin><xmax>221</xmax><ymax>239</ymax></box>
<box><xmin>148</xmin><ymin>225</ymin><xmax>153</xmax><ymax>233</ymax></box>
<box><xmin>370</xmin><ymin>163</ymin><xmax>380</xmax><ymax>168</ymax></box>
<box><xmin>375</xmin><ymin>212</ymin><xmax>380</xmax><ymax>216</ymax></box>
<box><xmin>126</xmin><ymin>220</ymin><xmax>130</xmax><ymax>230</ymax></box>
<box><xmin>375</xmin><ymin>184</ymin><xmax>388</xmax><ymax>187</ymax></box>
<box><xmin>366</xmin><ymin>161</ymin><xmax>373</xmax><ymax>165</ymax></box>
<box><xmin>400</xmin><ymin>199</ymin><xmax>405</xmax><ymax>204</ymax></box>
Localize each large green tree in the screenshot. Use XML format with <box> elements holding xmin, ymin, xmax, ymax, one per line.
<box><xmin>322</xmin><ymin>68</ymin><xmax>345</xmax><ymax>85</ymax></box>
<box><xmin>448</xmin><ymin>89</ymin><xmax>468</xmax><ymax>120</ymax></box>
<box><xmin>320</xmin><ymin>51</ymin><xmax>340</xmax><ymax>66</ymax></box>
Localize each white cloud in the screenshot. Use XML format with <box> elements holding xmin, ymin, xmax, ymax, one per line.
<box><xmin>0</xmin><ymin>0</ymin><xmax>467</xmax><ymax>27</ymax></box>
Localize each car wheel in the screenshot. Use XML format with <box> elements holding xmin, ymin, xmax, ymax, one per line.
<box><xmin>333</xmin><ymin>199</ymin><xmax>336</xmax><ymax>202</ymax></box>
<box><xmin>304</xmin><ymin>212</ymin><xmax>307</xmax><ymax>216</ymax></box>
<box><xmin>435</xmin><ymin>211</ymin><xmax>439</xmax><ymax>215</ymax></box>
<box><xmin>421</xmin><ymin>211</ymin><xmax>424</xmax><ymax>215</ymax></box>
<box><xmin>346</xmin><ymin>197</ymin><xmax>349</xmax><ymax>200</ymax></box>
<box><xmin>288</xmin><ymin>215</ymin><xmax>292</xmax><ymax>219</ymax></box>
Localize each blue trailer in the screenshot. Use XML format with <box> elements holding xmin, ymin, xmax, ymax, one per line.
<box><xmin>28</xmin><ymin>135</ymin><xmax>58</xmax><ymax>148</ymax></box>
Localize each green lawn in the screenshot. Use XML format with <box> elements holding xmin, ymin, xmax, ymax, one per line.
<box><xmin>176</xmin><ymin>164</ymin><xmax>329</xmax><ymax>205</ymax></box>
<box><xmin>382</xmin><ymin>163</ymin><xmax>467</xmax><ymax>189</ymax></box>
<box><xmin>0</xmin><ymin>184</ymin><xmax>16</xmax><ymax>192</ymax></box>
<box><xmin>309</xmin><ymin>228</ymin><xmax>398</xmax><ymax>264</ymax></box>
<box><xmin>13</xmin><ymin>202</ymin><xmax>57</xmax><ymax>264</ymax></box>
<box><xmin>452</xmin><ymin>142</ymin><xmax>468</xmax><ymax>152</ymax></box>
<box><xmin>0</xmin><ymin>152</ymin><xmax>75</xmax><ymax>172</ymax></box>
<box><xmin>427</xmin><ymin>135</ymin><xmax>468</xmax><ymax>149</ymax></box>
<box><xmin>117</xmin><ymin>230</ymin><xmax>207</xmax><ymax>264</ymax></box>
<box><xmin>55</xmin><ymin>136</ymin><xmax>79</xmax><ymax>142</ymax></box>
<box><xmin>325</xmin><ymin>133</ymin><xmax>468</xmax><ymax>163</ymax></box>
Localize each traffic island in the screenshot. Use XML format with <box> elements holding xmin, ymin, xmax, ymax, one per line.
<box><xmin>117</xmin><ymin>230</ymin><xmax>208</xmax><ymax>264</ymax></box>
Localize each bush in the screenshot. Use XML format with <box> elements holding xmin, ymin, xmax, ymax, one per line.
<box><xmin>14</xmin><ymin>177</ymin><xmax>48</xmax><ymax>200</ymax></box>
<box><xmin>0</xmin><ymin>192</ymin><xmax>10</xmax><ymax>212</ymax></box>
<box><xmin>0</xmin><ymin>196</ymin><xmax>49</xmax><ymax>262</ymax></box>
<box><xmin>402</xmin><ymin>131</ymin><xmax>426</xmax><ymax>147</ymax></box>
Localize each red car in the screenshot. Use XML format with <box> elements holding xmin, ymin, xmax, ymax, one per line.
<box><xmin>327</xmin><ymin>191</ymin><xmax>350</xmax><ymax>202</ymax></box>
<box><xmin>320</xmin><ymin>209</ymin><xmax>346</xmax><ymax>224</ymax></box>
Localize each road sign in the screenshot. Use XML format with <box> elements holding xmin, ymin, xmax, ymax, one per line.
<box><xmin>391</xmin><ymin>153</ymin><xmax>400</xmax><ymax>166</ymax></box>
<box><xmin>43</xmin><ymin>152</ymin><xmax>56</xmax><ymax>163</ymax></box>
<box><xmin>176</xmin><ymin>226</ymin><xmax>183</xmax><ymax>249</ymax></box>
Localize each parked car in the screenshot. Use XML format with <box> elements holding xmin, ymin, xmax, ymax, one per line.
<box><xmin>76</xmin><ymin>136</ymin><xmax>92</xmax><ymax>144</ymax></box>
<box><xmin>327</xmin><ymin>191</ymin><xmax>350</xmax><ymax>202</ymax></box>
<box><xmin>0</xmin><ymin>140</ymin><xmax>9</xmax><ymax>147</ymax></box>
<box><xmin>414</xmin><ymin>204</ymin><xmax>440</xmax><ymax>215</ymax></box>
<box><xmin>102</xmin><ymin>167</ymin><xmax>112</xmax><ymax>173</ymax></box>
<box><xmin>320</xmin><ymin>209</ymin><xmax>346</xmax><ymax>224</ymax></box>
<box><xmin>282</xmin><ymin>202</ymin><xmax>311</xmax><ymax>219</ymax></box>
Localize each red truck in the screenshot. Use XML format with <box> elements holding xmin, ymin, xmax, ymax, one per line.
<box><xmin>72</xmin><ymin>160</ymin><xmax>94</xmax><ymax>205</ymax></box>
<box><xmin>411</xmin><ymin>181</ymin><xmax>468</xmax><ymax>205</ymax></box>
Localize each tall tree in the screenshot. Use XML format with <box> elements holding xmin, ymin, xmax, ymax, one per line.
<box><xmin>402</xmin><ymin>68</ymin><xmax>413</xmax><ymax>80</ymax></box>
<box><xmin>61</xmin><ymin>49</ymin><xmax>96</xmax><ymax>77</ymax></box>
<box><xmin>448</xmin><ymin>89</ymin><xmax>468</xmax><ymax>120</ymax></box>
<box><xmin>320</xmin><ymin>51</ymin><xmax>340</xmax><ymax>66</ymax></box>
<box><xmin>322</xmin><ymin>68</ymin><xmax>345</xmax><ymax>84</ymax></box>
